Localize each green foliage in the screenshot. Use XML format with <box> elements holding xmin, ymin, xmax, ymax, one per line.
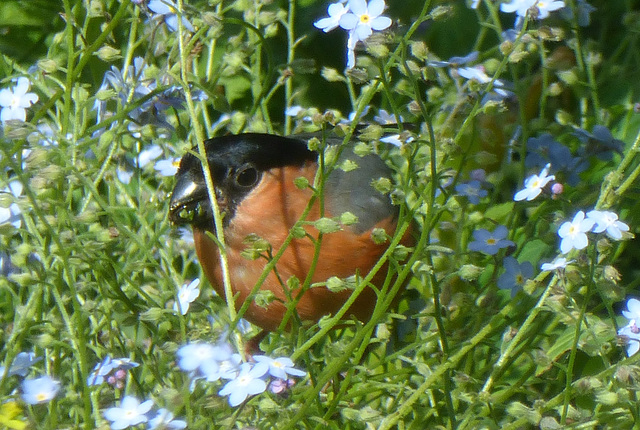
<box><xmin>1</xmin><ymin>0</ymin><xmax>640</xmax><ymax>428</ymax></box>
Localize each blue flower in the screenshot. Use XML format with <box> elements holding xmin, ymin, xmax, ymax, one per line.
<box><xmin>525</xmin><ymin>134</ymin><xmax>587</xmax><ymax>186</ymax></box>
<box><xmin>497</xmin><ymin>257</ymin><xmax>534</xmax><ymax>297</ymax></box>
<box><xmin>468</xmin><ymin>225</ymin><xmax>515</xmax><ymax>255</ymax></box>
<box><xmin>455</xmin><ymin>180</ymin><xmax>488</xmax><ymax>204</ymax></box>
<box><xmin>252</xmin><ymin>355</ymin><xmax>307</xmax><ymax>380</ymax></box>
<box><xmin>2</xmin><ymin>352</ymin><xmax>42</xmax><ymax>378</ymax></box>
<box><xmin>103</xmin><ymin>396</ymin><xmax>154</xmax><ymax>429</ymax></box>
<box><xmin>218</xmin><ymin>362</ymin><xmax>269</xmax><ymax>407</ymax></box>
<box><xmin>21</xmin><ymin>376</ymin><xmax>61</xmax><ymax>405</ymax></box>
<box><xmin>500</xmin><ymin>0</ymin><xmax>565</xmax><ymax>21</ymax></box>
<box><xmin>560</xmin><ymin>0</ymin><xmax>596</xmax><ymax>26</ymax></box>
<box><xmin>148</xmin><ymin>408</ymin><xmax>187</xmax><ymax>430</ymax></box>
<box><xmin>148</xmin><ymin>0</ymin><xmax>195</xmax><ymax>32</ymax></box>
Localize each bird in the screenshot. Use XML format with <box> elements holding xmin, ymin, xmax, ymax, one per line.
<box><xmin>169</xmin><ymin>133</ymin><xmax>413</xmax><ymax>332</ymax></box>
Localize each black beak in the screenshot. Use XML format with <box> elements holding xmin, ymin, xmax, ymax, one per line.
<box><xmin>169</xmin><ymin>168</ymin><xmax>209</xmax><ymax>226</ymax></box>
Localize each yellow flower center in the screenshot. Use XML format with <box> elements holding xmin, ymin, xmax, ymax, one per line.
<box><xmin>360</xmin><ymin>14</ymin><xmax>371</xmax><ymax>24</ymax></box>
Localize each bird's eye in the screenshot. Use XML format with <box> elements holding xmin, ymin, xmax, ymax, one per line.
<box><xmin>234</xmin><ymin>166</ymin><xmax>260</xmax><ymax>188</ymax></box>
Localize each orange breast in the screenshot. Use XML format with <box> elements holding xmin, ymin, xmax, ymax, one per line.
<box><xmin>193</xmin><ymin>162</ymin><xmax>411</xmax><ymax>331</ymax></box>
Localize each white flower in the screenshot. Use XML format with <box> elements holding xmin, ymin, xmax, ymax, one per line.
<box><xmin>586</xmin><ymin>210</ymin><xmax>629</xmax><ymax>240</ymax></box>
<box><xmin>514</xmin><ymin>163</ymin><xmax>555</xmax><ymax>201</ymax></box>
<box><xmin>174</xmin><ymin>278</ymin><xmax>200</xmax><ymax>315</ymax></box>
<box><xmin>252</xmin><ymin>355</ymin><xmax>307</xmax><ymax>379</ymax></box>
<box><xmin>138</xmin><ymin>145</ymin><xmax>163</xmax><ymax>167</ymax></box>
<box><xmin>557</xmin><ymin>211</ymin><xmax>595</xmax><ymax>254</ymax></box>
<box><xmin>314</xmin><ymin>1</ymin><xmax>350</xmax><ymax>33</ymax></box>
<box><xmin>103</xmin><ymin>396</ymin><xmax>154</xmax><ymax>430</ymax></box>
<box><xmin>0</xmin><ymin>77</ymin><xmax>39</xmax><ymax>122</ymax></box>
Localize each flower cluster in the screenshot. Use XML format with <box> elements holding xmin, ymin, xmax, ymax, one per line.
<box><xmin>314</xmin><ymin>0</ymin><xmax>392</xmax><ymax>68</ymax></box>
<box><xmin>87</xmin><ymin>356</ymin><xmax>140</xmax><ymax>388</ymax></box>
<box><xmin>0</xmin><ymin>352</ymin><xmax>60</xmax><ymax>406</ymax></box>
<box><xmin>557</xmin><ymin>210</ymin><xmax>629</xmax><ymax>254</ymax></box>
<box><xmin>176</xmin><ymin>341</ymin><xmax>306</xmax><ymax>407</ymax></box>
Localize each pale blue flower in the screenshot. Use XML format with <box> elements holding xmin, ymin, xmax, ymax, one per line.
<box><xmin>104</xmin><ymin>396</ymin><xmax>154</xmax><ymax>429</ymax></box>
<box><xmin>5</xmin><ymin>352</ymin><xmax>42</xmax><ymax>377</ymax></box>
<box><xmin>468</xmin><ymin>225</ymin><xmax>515</xmax><ymax>255</ymax></box>
<box><xmin>558</xmin><ymin>211</ymin><xmax>594</xmax><ymax>254</ymax></box>
<box><xmin>138</xmin><ymin>145</ymin><xmax>163</xmax><ymax>168</ymax></box>
<box><xmin>0</xmin><ymin>77</ymin><xmax>38</xmax><ymax>122</ymax></box>
<box><xmin>21</xmin><ymin>376</ymin><xmax>61</xmax><ymax>405</ymax></box>
<box><xmin>174</xmin><ymin>278</ymin><xmax>200</xmax><ymax>315</ymax></box>
<box><xmin>586</xmin><ymin>210</ymin><xmax>629</xmax><ymax>240</ymax></box>
<box><xmin>218</xmin><ymin>362</ymin><xmax>269</xmax><ymax>407</ymax></box>
<box><xmin>540</xmin><ymin>257</ymin><xmax>571</xmax><ymax>271</ymax></box>
<box><xmin>176</xmin><ymin>342</ymin><xmax>231</xmax><ymax>376</ymax></box>
<box><xmin>428</xmin><ymin>51</ymin><xmax>478</xmax><ymax>68</ymax></box>
<box><xmin>252</xmin><ymin>355</ymin><xmax>306</xmax><ymax>380</ymax></box>
<box><xmin>500</xmin><ymin>0</ymin><xmax>565</xmax><ymax>20</ymax></box>
<box><xmin>314</xmin><ymin>1</ymin><xmax>349</xmax><ymax>33</ymax></box>
<box><xmin>116</xmin><ymin>166</ymin><xmax>134</xmax><ymax>184</ymax></box>
<box><xmin>373</xmin><ymin>109</ymin><xmax>403</xmax><ymax>125</ymax></box>
<box><xmin>154</xmin><ymin>157</ymin><xmax>181</xmax><ymax>177</ymax></box>
<box><xmin>339</xmin><ymin>0</ymin><xmax>392</xmax><ymax>68</ymax></box>
<box><xmin>148</xmin><ymin>408</ymin><xmax>187</xmax><ymax>430</ymax></box>
<box><xmin>618</xmin><ymin>298</ymin><xmax>640</xmax><ymax>356</ymax></box>
<box><xmin>148</xmin><ymin>0</ymin><xmax>195</xmax><ymax>32</ymax></box>
<box><xmin>514</xmin><ymin>163</ymin><xmax>555</xmax><ymax>201</ymax></box>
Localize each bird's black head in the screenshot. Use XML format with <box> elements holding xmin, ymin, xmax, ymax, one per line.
<box><xmin>169</xmin><ymin>133</ymin><xmax>316</xmax><ymax>230</ymax></box>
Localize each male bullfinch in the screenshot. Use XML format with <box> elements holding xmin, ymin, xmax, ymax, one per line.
<box><xmin>169</xmin><ymin>133</ymin><xmax>412</xmax><ymax>332</ymax></box>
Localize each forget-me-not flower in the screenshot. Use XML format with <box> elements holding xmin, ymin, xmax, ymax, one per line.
<box><xmin>540</xmin><ymin>257</ymin><xmax>571</xmax><ymax>272</ymax></box>
<box><xmin>87</xmin><ymin>356</ymin><xmax>140</xmax><ymax>386</ymax></box>
<box><xmin>500</xmin><ymin>0</ymin><xmax>565</xmax><ymax>20</ymax></box>
<box><xmin>252</xmin><ymin>356</ymin><xmax>307</xmax><ymax>380</ymax></box>
<box><xmin>558</xmin><ymin>211</ymin><xmax>595</xmax><ymax>254</ymax></box>
<box><xmin>21</xmin><ymin>376</ymin><xmax>61</xmax><ymax>405</ymax></box>
<box><xmin>148</xmin><ymin>0</ymin><xmax>195</xmax><ymax>32</ymax></box>
<box><xmin>456</xmin><ymin>180</ymin><xmax>488</xmax><ymax>204</ymax></box>
<box><xmin>0</xmin><ymin>77</ymin><xmax>38</xmax><ymax>122</ymax></box>
<box><xmin>314</xmin><ymin>1</ymin><xmax>349</xmax><ymax>32</ymax></box>
<box><xmin>154</xmin><ymin>157</ymin><xmax>181</xmax><ymax>177</ymax></box>
<box><xmin>174</xmin><ymin>278</ymin><xmax>200</xmax><ymax>315</ymax></box>
<box><xmin>104</xmin><ymin>396</ymin><xmax>154</xmax><ymax>429</ymax></box>
<box><xmin>468</xmin><ymin>225</ymin><xmax>515</xmax><ymax>255</ymax></box>
<box><xmin>218</xmin><ymin>362</ymin><xmax>269</xmax><ymax>407</ymax></box>
<box><xmin>2</xmin><ymin>352</ymin><xmax>42</xmax><ymax>378</ymax></box>
<box><xmin>586</xmin><ymin>210</ymin><xmax>629</xmax><ymax>240</ymax></box>
<box><xmin>497</xmin><ymin>257</ymin><xmax>534</xmax><ymax>297</ymax></box>
<box><xmin>618</xmin><ymin>298</ymin><xmax>640</xmax><ymax>356</ymax></box>
<box><xmin>514</xmin><ymin>163</ymin><xmax>555</xmax><ymax>201</ymax></box>
<box><xmin>148</xmin><ymin>408</ymin><xmax>187</xmax><ymax>430</ymax></box>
